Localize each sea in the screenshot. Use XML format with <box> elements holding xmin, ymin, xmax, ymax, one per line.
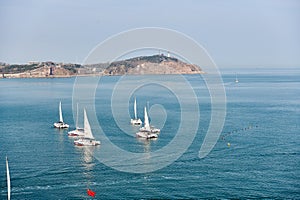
<box><xmin>0</xmin><ymin>67</ymin><xmax>299</xmax><ymax>199</ymax></box>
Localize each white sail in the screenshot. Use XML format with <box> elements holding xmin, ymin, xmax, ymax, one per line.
<box><xmin>84</xmin><ymin>109</ymin><xmax>94</xmax><ymax>139</ymax></box>
<box><xmin>144</xmin><ymin>107</ymin><xmax>151</xmax><ymax>131</ymax></box>
<box><xmin>134</xmin><ymin>98</ymin><xmax>137</xmax><ymax>119</ymax></box>
<box><xmin>6</xmin><ymin>157</ymin><xmax>10</xmax><ymax>200</ymax></box>
<box><xmin>59</xmin><ymin>101</ymin><xmax>63</xmax><ymax>122</ymax></box>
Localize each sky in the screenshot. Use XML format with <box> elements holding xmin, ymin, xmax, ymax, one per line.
<box><xmin>0</xmin><ymin>0</ymin><xmax>299</xmax><ymax>67</ymax></box>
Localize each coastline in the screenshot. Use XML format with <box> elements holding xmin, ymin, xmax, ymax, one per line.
<box><xmin>0</xmin><ymin>55</ymin><xmax>205</xmax><ymax>78</ymax></box>
<box><xmin>1</xmin><ymin>71</ymin><xmax>205</xmax><ymax>79</ymax></box>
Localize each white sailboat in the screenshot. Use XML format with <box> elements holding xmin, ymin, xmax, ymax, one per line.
<box><xmin>74</xmin><ymin>109</ymin><xmax>100</xmax><ymax>146</ymax></box>
<box><xmin>130</xmin><ymin>98</ymin><xmax>142</xmax><ymax>126</ymax></box>
<box><xmin>136</xmin><ymin>107</ymin><xmax>158</xmax><ymax>139</ymax></box>
<box><xmin>68</xmin><ymin>103</ymin><xmax>84</xmax><ymax>137</ymax></box>
<box><xmin>139</xmin><ymin>106</ymin><xmax>160</xmax><ymax>134</ymax></box>
<box><xmin>6</xmin><ymin>157</ymin><xmax>11</xmax><ymax>200</ymax></box>
<box><xmin>235</xmin><ymin>73</ymin><xmax>239</xmax><ymax>83</ymax></box>
<box><xmin>53</xmin><ymin>101</ymin><xmax>69</xmax><ymax>129</ymax></box>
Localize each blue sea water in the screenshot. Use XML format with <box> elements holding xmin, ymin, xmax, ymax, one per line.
<box><xmin>0</xmin><ymin>67</ymin><xmax>299</xmax><ymax>199</ymax></box>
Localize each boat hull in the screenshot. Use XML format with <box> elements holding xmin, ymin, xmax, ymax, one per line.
<box><xmin>54</xmin><ymin>122</ymin><xmax>69</xmax><ymax>129</ymax></box>
<box><xmin>68</xmin><ymin>128</ymin><xmax>84</xmax><ymax>137</ymax></box>
<box><xmin>139</xmin><ymin>127</ymin><xmax>160</xmax><ymax>133</ymax></box>
<box><xmin>136</xmin><ymin>131</ymin><xmax>158</xmax><ymax>139</ymax></box>
<box><xmin>131</xmin><ymin>119</ymin><xmax>142</xmax><ymax>126</ymax></box>
<box><xmin>74</xmin><ymin>138</ymin><xmax>101</xmax><ymax>146</ymax></box>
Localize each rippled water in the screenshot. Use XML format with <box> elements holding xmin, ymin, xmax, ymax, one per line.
<box><xmin>0</xmin><ymin>68</ymin><xmax>299</xmax><ymax>199</ymax></box>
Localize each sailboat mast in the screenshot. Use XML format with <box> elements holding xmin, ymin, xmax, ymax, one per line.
<box><xmin>134</xmin><ymin>98</ymin><xmax>137</xmax><ymax>119</ymax></box>
<box><xmin>6</xmin><ymin>157</ymin><xmax>10</xmax><ymax>200</ymax></box>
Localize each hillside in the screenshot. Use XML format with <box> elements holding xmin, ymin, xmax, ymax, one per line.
<box><xmin>104</xmin><ymin>54</ymin><xmax>203</xmax><ymax>75</ymax></box>
<box><xmin>0</xmin><ymin>54</ymin><xmax>204</xmax><ymax>78</ymax></box>
<box><xmin>0</xmin><ymin>62</ymin><xmax>83</xmax><ymax>78</ymax></box>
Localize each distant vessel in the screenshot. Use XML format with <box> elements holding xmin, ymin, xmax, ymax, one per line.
<box><xmin>136</xmin><ymin>107</ymin><xmax>158</xmax><ymax>139</ymax></box>
<box><xmin>235</xmin><ymin>73</ymin><xmax>239</xmax><ymax>83</ymax></box>
<box><xmin>53</xmin><ymin>101</ymin><xmax>69</xmax><ymax>129</ymax></box>
<box><xmin>74</xmin><ymin>109</ymin><xmax>100</xmax><ymax>146</ymax></box>
<box><xmin>130</xmin><ymin>98</ymin><xmax>142</xmax><ymax>126</ymax></box>
<box><xmin>68</xmin><ymin>103</ymin><xmax>84</xmax><ymax>137</ymax></box>
<box><xmin>6</xmin><ymin>157</ymin><xmax>11</xmax><ymax>200</ymax></box>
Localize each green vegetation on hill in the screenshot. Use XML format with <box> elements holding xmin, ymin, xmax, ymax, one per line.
<box><xmin>109</xmin><ymin>54</ymin><xmax>179</xmax><ymax>69</ymax></box>
<box><xmin>0</xmin><ymin>63</ymin><xmax>83</xmax><ymax>74</ymax></box>
<box><xmin>104</xmin><ymin>54</ymin><xmax>202</xmax><ymax>75</ymax></box>
<box><xmin>125</xmin><ymin>54</ymin><xmax>179</xmax><ymax>63</ymax></box>
<box><xmin>61</xmin><ymin>64</ymin><xmax>81</xmax><ymax>73</ymax></box>
<box><xmin>1</xmin><ymin>64</ymin><xmax>39</xmax><ymax>74</ymax></box>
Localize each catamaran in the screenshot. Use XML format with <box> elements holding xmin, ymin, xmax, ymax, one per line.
<box><xmin>6</xmin><ymin>157</ymin><xmax>11</xmax><ymax>200</ymax></box>
<box><xmin>136</xmin><ymin>107</ymin><xmax>158</xmax><ymax>139</ymax></box>
<box><xmin>53</xmin><ymin>101</ymin><xmax>69</xmax><ymax>129</ymax></box>
<box><xmin>130</xmin><ymin>97</ymin><xmax>142</xmax><ymax>126</ymax></box>
<box><xmin>74</xmin><ymin>109</ymin><xmax>100</xmax><ymax>146</ymax></box>
<box><xmin>68</xmin><ymin>103</ymin><xmax>84</xmax><ymax>137</ymax></box>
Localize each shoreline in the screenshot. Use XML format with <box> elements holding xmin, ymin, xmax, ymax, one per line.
<box><xmin>1</xmin><ymin>72</ymin><xmax>205</xmax><ymax>79</ymax></box>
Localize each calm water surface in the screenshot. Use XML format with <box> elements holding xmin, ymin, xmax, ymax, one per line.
<box><xmin>0</xmin><ymin>68</ymin><xmax>299</xmax><ymax>199</ymax></box>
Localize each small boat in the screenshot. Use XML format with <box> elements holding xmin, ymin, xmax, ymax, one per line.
<box><xmin>68</xmin><ymin>103</ymin><xmax>84</xmax><ymax>137</ymax></box>
<box><xmin>6</xmin><ymin>157</ymin><xmax>11</xmax><ymax>200</ymax></box>
<box><xmin>235</xmin><ymin>73</ymin><xmax>239</xmax><ymax>83</ymax></box>
<box><xmin>136</xmin><ymin>107</ymin><xmax>158</xmax><ymax>139</ymax></box>
<box><xmin>74</xmin><ymin>109</ymin><xmax>100</xmax><ymax>146</ymax></box>
<box><xmin>53</xmin><ymin>101</ymin><xmax>69</xmax><ymax>129</ymax></box>
<box><xmin>130</xmin><ymin>97</ymin><xmax>142</xmax><ymax>126</ymax></box>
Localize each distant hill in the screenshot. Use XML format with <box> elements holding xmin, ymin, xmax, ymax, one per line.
<box><xmin>0</xmin><ymin>54</ymin><xmax>204</xmax><ymax>78</ymax></box>
<box><xmin>104</xmin><ymin>54</ymin><xmax>203</xmax><ymax>75</ymax></box>
<box><xmin>0</xmin><ymin>62</ymin><xmax>82</xmax><ymax>78</ymax></box>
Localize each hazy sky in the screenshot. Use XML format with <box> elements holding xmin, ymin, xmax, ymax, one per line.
<box><xmin>0</xmin><ymin>0</ymin><xmax>299</xmax><ymax>67</ymax></box>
